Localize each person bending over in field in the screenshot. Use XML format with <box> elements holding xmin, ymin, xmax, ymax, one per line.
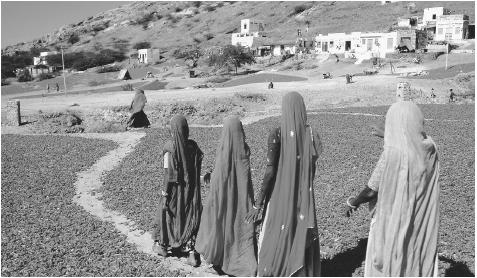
<box><xmin>152</xmin><ymin>115</ymin><xmax>204</xmax><ymax>267</ymax></box>
<box><xmin>245</xmin><ymin>91</ymin><xmax>323</xmax><ymax>276</ymax></box>
<box><xmin>126</xmin><ymin>88</ymin><xmax>151</xmax><ymax>129</ymax></box>
<box><xmin>345</xmin><ymin>101</ymin><xmax>440</xmax><ymax>276</ymax></box>
<box><xmin>196</xmin><ymin>116</ymin><xmax>257</xmax><ymax>276</ymax></box>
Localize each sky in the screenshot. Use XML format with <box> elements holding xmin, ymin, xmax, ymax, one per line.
<box><xmin>1</xmin><ymin>1</ymin><xmax>133</xmax><ymax>47</ymax></box>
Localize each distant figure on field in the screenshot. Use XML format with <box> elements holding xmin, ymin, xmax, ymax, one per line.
<box><xmin>346</xmin><ymin>74</ymin><xmax>353</xmax><ymax>84</ymax></box>
<box><xmin>56</xmin><ymin>83</ymin><xmax>59</xmax><ymax>92</ymax></box>
<box><xmin>430</xmin><ymin>88</ymin><xmax>436</xmax><ymax>98</ymax></box>
<box><xmin>126</xmin><ymin>88</ymin><xmax>151</xmax><ymax>129</ymax></box>
<box><xmin>46</xmin><ymin>84</ymin><xmax>50</xmax><ymax>94</ymax></box>
<box><xmin>449</xmin><ymin>89</ymin><xmax>455</xmax><ymax>103</ymax></box>
<box><xmin>268</xmin><ymin>81</ymin><xmax>274</xmax><ymax>89</ymax></box>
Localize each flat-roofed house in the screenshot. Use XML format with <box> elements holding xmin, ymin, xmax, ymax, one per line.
<box><xmin>435</xmin><ymin>14</ymin><xmax>470</xmax><ymax>42</ymax></box>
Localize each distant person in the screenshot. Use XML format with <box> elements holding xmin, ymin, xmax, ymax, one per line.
<box><xmin>346</xmin><ymin>74</ymin><xmax>353</xmax><ymax>84</ymax></box>
<box><xmin>196</xmin><ymin>116</ymin><xmax>257</xmax><ymax>276</ymax></box>
<box><xmin>430</xmin><ymin>88</ymin><xmax>436</xmax><ymax>99</ymax></box>
<box><xmin>152</xmin><ymin>115</ymin><xmax>204</xmax><ymax>267</ymax></box>
<box><xmin>345</xmin><ymin>102</ymin><xmax>440</xmax><ymax>276</ymax></box>
<box><xmin>449</xmin><ymin>89</ymin><xmax>455</xmax><ymax>103</ymax></box>
<box><xmin>46</xmin><ymin>84</ymin><xmax>50</xmax><ymax>94</ymax></box>
<box><xmin>268</xmin><ymin>81</ymin><xmax>274</xmax><ymax>89</ymax></box>
<box><xmin>56</xmin><ymin>83</ymin><xmax>59</xmax><ymax>92</ymax></box>
<box><xmin>126</xmin><ymin>88</ymin><xmax>150</xmax><ymax>129</ymax></box>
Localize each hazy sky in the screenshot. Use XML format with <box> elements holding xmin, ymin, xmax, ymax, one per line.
<box><xmin>1</xmin><ymin>1</ymin><xmax>133</xmax><ymax>47</ymax></box>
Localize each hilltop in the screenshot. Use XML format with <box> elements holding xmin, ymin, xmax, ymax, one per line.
<box><xmin>2</xmin><ymin>1</ymin><xmax>474</xmax><ymax>59</ymax></box>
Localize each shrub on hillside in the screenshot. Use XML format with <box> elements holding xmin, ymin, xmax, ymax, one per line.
<box><xmin>92</xmin><ymin>22</ymin><xmax>109</xmax><ymax>32</ymax></box>
<box><xmin>133</xmin><ymin>41</ymin><xmax>151</xmax><ymax>50</ymax></box>
<box><xmin>175</xmin><ymin>7</ymin><xmax>183</xmax><ymax>12</ymax></box>
<box><xmin>292</xmin><ymin>4</ymin><xmax>309</xmax><ymax>15</ymax></box>
<box><xmin>68</xmin><ymin>34</ymin><xmax>80</xmax><ymax>45</ymax></box>
<box><xmin>204</xmin><ymin>33</ymin><xmax>214</xmax><ymax>40</ymax></box>
<box><xmin>192</xmin><ymin>1</ymin><xmax>201</xmax><ymax>8</ymax></box>
<box><xmin>205</xmin><ymin>5</ymin><xmax>216</xmax><ymax>12</ymax></box>
<box><xmin>135</xmin><ymin>12</ymin><xmax>155</xmax><ymax>27</ymax></box>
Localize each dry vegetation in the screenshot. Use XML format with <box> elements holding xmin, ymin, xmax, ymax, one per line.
<box><xmin>99</xmin><ymin>104</ymin><xmax>474</xmax><ymax>276</ymax></box>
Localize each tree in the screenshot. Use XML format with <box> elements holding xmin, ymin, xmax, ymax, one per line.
<box><xmin>133</xmin><ymin>41</ymin><xmax>151</xmax><ymax>50</ymax></box>
<box><xmin>208</xmin><ymin>45</ymin><xmax>255</xmax><ymax>74</ymax></box>
<box><xmin>173</xmin><ymin>45</ymin><xmax>203</xmax><ymax>69</ymax></box>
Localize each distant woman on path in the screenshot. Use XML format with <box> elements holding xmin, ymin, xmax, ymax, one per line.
<box><xmin>345</xmin><ymin>101</ymin><xmax>440</xmax><ymax>276</ymax></box>
<box><xmin>245</xmin><ymin>91</ymin><xmax>323</xmax><ymax>276</ymax></box>
<box><xmin>196</xmin><ymin>116</ymin><xmax>257</xmax><ymax>276</ymax></box>
<box><xmin>126</xmin><ymin>88</ymin><xmax>150</xmax><ymax>129</ymax></box>
<box><xmin>152</xmin><ymin>115</ymin><xmax>204</xmax><ymax>267</ymax></box>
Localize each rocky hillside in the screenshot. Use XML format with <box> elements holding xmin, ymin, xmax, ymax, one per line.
<box><xmin>2</xmin><ymin>1</ymin><xmax>474</xmax><ymax>58</ymax></box>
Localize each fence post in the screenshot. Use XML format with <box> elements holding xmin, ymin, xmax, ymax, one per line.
<box><xmin>6</xmin><ymin>100</ymin><xmax>21</xmax><ymax>126</ymax></box>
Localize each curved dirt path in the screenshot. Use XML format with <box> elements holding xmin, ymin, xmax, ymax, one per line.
<box><xmin>70</xmin><ymin>131</ymin><xmax>219</xmax><ymax>277</ymax></box>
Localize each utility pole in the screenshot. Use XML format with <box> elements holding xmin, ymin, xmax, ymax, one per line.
<box><xmin>61</xmin><ymin>47</ymin><xmax>67</xmax><ymax>94</ymax></box>
<box><xmin>445</xmin><ymin>43</ymin><xmax>448</xmax><ymax>71</ymax></box>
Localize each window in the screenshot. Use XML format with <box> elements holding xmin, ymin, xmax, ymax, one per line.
<box><xmin>244</xmin><ymin>24</ymin><xmax>247</xmax><ymax>30</ymax></box>
<box><xmin>330</xmin><ymin>41</ymin><xmax>334</xmax><ymax>47</ymax></box>
<box><xmin>387</xmin><ymin>38</ymin><xmax>394</xmax><ymax>49</ymax></box>
<box><xmin>317</xmin><ymin>42</ymin><xmax>321</xmax><ymax>48</ymax></box>
<box><xmin>432</xmin><ymin>14</ymin><xmax>436</xmax><ymax>20</ymax></box>
<box><xmin>361</xmin><ymin>39</ymin><xmax>366</xmax><ymax>45</ymax></box>
<box><xmin>438</xmin><ymin>28</ymin><xmax>443</xmax><ymax>35</ymax></box>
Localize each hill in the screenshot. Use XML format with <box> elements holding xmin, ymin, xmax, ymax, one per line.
<box><xmin>2</xmin><ymin>1</ymin><xmax>474</xmax><ymax>59</ymax></box>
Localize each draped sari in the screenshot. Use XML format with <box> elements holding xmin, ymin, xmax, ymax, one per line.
<box><xmin>196</xmin><ymin>116</ymin><xmax>257</xmax><ymax>276</ymax></box>
<box><xmin>127</xmin><ymin>89</ymin><xmax>150</xmax><ymax>128</ymax></box>
<box><xmin>258</xmin><ymin>92</ymin><xmax>322</xmax><ymax>277</ymax></box>
<box><xmin>365</xmin><ymin>101</ymin><xmax>440</xmax><ymax>277</ymax></box>
<box><xmin>152</xmin><ymin>115</ymin><xmax>203</xmax><ymax>249</ymax></box>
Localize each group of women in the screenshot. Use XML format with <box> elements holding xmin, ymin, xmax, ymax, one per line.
<box><xmin>150</xmin><ymin>90</ymin><xmax>440</xmax><ymax>277</ymax></box>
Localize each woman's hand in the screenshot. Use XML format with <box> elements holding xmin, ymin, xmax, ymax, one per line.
<box><xmin>345</xmin><ymin>197</ymin><xmax>359</xmax><ymax>217</ymax></box>
<box><xmin>244</xmin><ymin>206</ymin><xmax>262</xmax><ymax>223</ymax></box>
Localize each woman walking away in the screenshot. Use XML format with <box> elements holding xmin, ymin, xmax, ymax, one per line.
<box><xmin>245</xmin><ymin>91</ymin><xmax>323</xmax><ymax>276</ymax></box>
<box><xmin>126</xmin><ymin>88</ymin><xmax>150</xmax><ymax>129</ymax></box>
<box><xmin>196</xmin><ymin>116</ymin><xmax>257</xmax><ymax>276</ymax></box>
<box><xmin>152</xmin><ymin>115</ymin><xmax>204</xmax><ymax>267</ymax></box>
<box><xmin>345</xmin><ymin>101</ymin><xmax>440</xmax><ymax>277</ymax></box>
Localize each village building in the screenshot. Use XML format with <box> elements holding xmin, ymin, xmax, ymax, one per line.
<box><xmin>314</xmin><ymin>31</ymin><xmax>401</xmax><ymax>58</ymax></box>
<box><xmin>33</xmin><ymin>51</ymin><xmax>58</xmax><ymax>66</ymax></box>
<box><xmin>422</xmin><ymin>7</ymin><xmax>450</xmax><ymax>27</ymax></box>
<box><xmin>435</xmin><ymin>14</ymin><xmax>470</xmax><ymax>42</ymax></box>
<box><xmin>231</xmin><ymin>19</ymin><xmax>266</xmax><ymax>48</ymax></box>
<box><xmin>251</xmin><ymin>37</ymin><xmax>296</xmax><ymax>57</ymax></box>
<box><xmin>397</xmin><ymin>16</ymin><xmax>419</xmax><ymax>29</ymax></box>
<box><xmin>137</xmin><ymin>48</ymin><xmax>160</xmax><ymax>64</ymax></box>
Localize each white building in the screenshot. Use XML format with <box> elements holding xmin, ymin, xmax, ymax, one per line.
<box><xmin>314</xmin><ymin>31</ymin><xmax>399</xmax><ymax>58</ymax></box>
<box><xmin>422</xmin><ymin>7</ymin><xmax>450</xmax><ymax>27</ymax></box>
<box><xmin>138</xmin><ymin>48</ymin><xmax>160</xmax><ymax>64</ymax></box>
<box><xmin>33</xmin><ymin>51</ymin><xmax>58</xmax><ymax>66</ymax></box>
<box><xmin>231</xmin><ymin>19</ymin><xmax>266</xmax><ymax>48</ymax></box>
<box><xmin>435</xmin><ymin>14</ymin><xmax>470</xmax><ymax>42</ymax></box>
